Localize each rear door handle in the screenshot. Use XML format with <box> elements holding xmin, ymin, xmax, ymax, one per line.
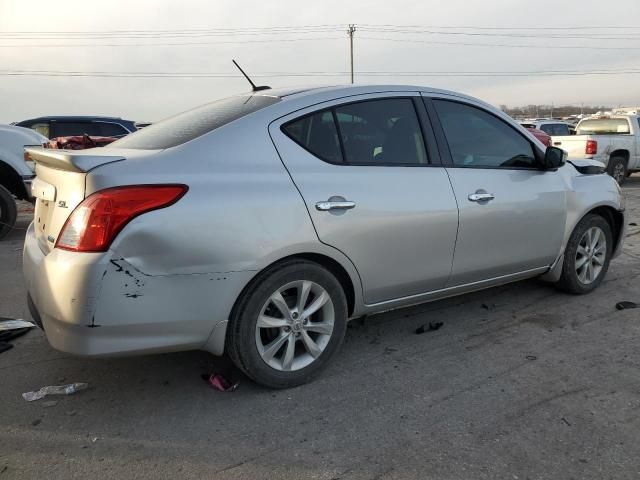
<box><xmin>315</xmin><ymin>200</ymin><xmax>356</xmax><ymax>211</ymax></box>
<box><xmin>468</xmin><ymin>193</ymin><xmax>495</xmax><ymax>202</ymax></box>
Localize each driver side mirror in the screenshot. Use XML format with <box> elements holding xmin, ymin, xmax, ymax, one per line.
<box><xmin>543</xmin><ymin>146</ymin><xmax>567</xmax><ymax>170</ymax></box>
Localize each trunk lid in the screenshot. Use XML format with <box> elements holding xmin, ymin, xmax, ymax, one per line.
<box><xmin>26</xmin><ymin>147</ymin><xmax>125</xmax><ymax>254</ymax></box>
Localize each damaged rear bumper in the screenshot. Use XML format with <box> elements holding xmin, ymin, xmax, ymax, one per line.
<box><xmin>23</xmin><ymin>222</ymin><xmax>252</xmax><ymax>357</ymax></box>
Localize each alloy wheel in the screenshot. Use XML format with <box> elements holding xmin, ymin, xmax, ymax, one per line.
<box><xmin>255</xmin><ymin>280</ymin><xmax>335</xmax><ymax>371</ymax></box>
<box><xmin>575</xmin><ymin>226</ymin><xmax>607</xmax><ymax>284</ymax></box>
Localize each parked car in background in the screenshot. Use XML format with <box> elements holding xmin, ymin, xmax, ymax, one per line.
<box><xmin>551</xmin><ymin>114</ymin><xmax>640</xmax><ymax>184</ymax></box>
<box><xmin>0</xmin><ymin>125</ymin><xmax>47</xmax><ymax>239</ymax></box>
<box><xmin>14</xmin><ymin>116</ymin><xmax>136</xmax><ymax>139</ymax></box>
<box><xmin>525</xmin><ymin>127</ymin><xmax>551</xmax><ymax>146</ymax></box>
<box><xmin>521</xmin><ymin>120</ymin><xmax>572</xmax><ymax>136</ymax></box>
<box><xmin>23</xmin><ymin>85</ymin><xmax>626</xmax><ymax>388</ymax></box>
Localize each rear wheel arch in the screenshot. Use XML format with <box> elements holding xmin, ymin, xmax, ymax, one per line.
<box><xmin>230</xmin><ymin>253</ymin><xmax>356</xmax><ymax>320</ymax></box>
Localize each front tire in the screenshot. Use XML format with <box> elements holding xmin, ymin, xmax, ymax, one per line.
<box><xmin>555</xmin><ymin>214</ymin><xmax>613</xmax><ymax>294</ymax></box>
<box><xmin>226</xmin><ymin>260</ymin><xmax>348</xmax><ymax>389</ymax></box>
<box><xmin>0</xmin><ymin>185</ymin><xmax>17</xmax><ymax>240</ymax></box>
<box><xmin>608</xmin><ymin>157</ymin><xmax>627</xmax><ymax>185</ymax></box>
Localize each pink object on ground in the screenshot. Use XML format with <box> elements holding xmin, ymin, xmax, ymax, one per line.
<box><xmin>207</xmin><ymin>374</ymin><xmax>239</xmax><ymax>392</ymax></box>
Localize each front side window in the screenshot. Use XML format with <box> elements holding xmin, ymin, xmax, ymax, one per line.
<box><xmin>433</xmin><ymin>100</ymin><xmax>537</xmax><ymax>169</ymax></box>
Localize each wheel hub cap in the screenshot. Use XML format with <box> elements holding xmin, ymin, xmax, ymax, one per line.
<box><xmin>575</xmin><ymin>226</ymin><xmax>606</xmax><ymax>285</ymax></box>
<box><xmin>255</xmin><ymin>280</ymin><xmax>335</xmax><ymax>372</ymax></box>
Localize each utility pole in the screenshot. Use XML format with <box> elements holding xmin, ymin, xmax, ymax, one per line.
<box><xmin>348</xmin><ymin>24</ymin><xmax>356</xmax><ymax>84</ymax></box>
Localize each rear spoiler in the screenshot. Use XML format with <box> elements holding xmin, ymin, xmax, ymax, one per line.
<box><xmin>25</xmin><ymin>147</ymin><xmax>125</xmax><ymax>173</ymax></box>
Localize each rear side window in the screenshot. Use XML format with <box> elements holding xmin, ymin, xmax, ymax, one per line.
<box><xmin>334</xmin><ymin>99</ymin><xmax>427</xmax><ymax>165</ymax></box>
<box><xmin>97</xmin><ymin>122</ymin><xmax>129</xmax><ymax>137</ymax></box>
<box><xmin>282</xmin><ymin>110</ymin><xmax>343</xmax><ymax>163</ymax></box>
<box><xmin>30</xmin><ymin>123</ymin><xmax>50</xmax><ymax>138</ymax></box>
<box><xmin>282</xmin><ymin>98</ymin><xmax>428</xmax><ymax>166</ymax></box>
<box><xmin>540</xmin><ymin>123</ymin><xmax>570</xmax><ymax>136</ymax></box>
<box><xmin>53</xmin><ymin>122</ymin><xmax>101</xmax><ymax>137</ymax></box>
<box><xmin>434</xmin><ymin>100</ymin><xmax>536</xmax><ymax>169</ymax></box>
<box><xmin>111</xmin><ymin>95</ymin><xmax>280</xmax><ymax>149</ymax></box>
<box><xmin>577</xmin><ymin>118</ymin><xmax>631</xmax><ymax>135</ymax></box>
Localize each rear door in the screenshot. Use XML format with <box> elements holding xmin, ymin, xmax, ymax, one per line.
<box><xmin>269</xmin><ymin>93</ymin><xmax>459</xmax><ymax>305</ymax></box>
<box><xmin>425</xmin><ymin>95</ymin><xmax>567</xmax><ymax>286</ymax></box>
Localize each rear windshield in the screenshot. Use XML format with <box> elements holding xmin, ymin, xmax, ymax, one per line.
<box><xmin>577</xmin><ymin>118</ymin><xmax>630</xmax><ymax>135</ymax></box>
<box><xmin>110</xmin><ymin>95</ymin><xmax>280</xmax><ymax>149</ymax></box>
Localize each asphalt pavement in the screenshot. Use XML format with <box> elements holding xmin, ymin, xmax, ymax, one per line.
<box><xmin>1</xmin><ymin>178</ymin><xmax>640</xmax><ymax>479</ymax></box>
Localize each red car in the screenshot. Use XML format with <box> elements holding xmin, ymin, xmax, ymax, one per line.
<box><xmin>525</xmin><ymin>127</ymin><xmax>551</xmax><ymax>147</ymax></box>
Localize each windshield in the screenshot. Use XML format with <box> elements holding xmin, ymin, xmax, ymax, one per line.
<box><xmin>577</xmin><ymin>118</ymin><xmax>630</xmax><ymax>135</ymax></box>
<box><xmin>110</xmin><ymin>94</ymin><xmax>280</xmax><ymax>149</ymax></box>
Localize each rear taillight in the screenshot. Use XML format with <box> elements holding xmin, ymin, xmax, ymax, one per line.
<box><xmin>56</xmin><ymin>185</ymin><xmax>188</xmax><ymax>252</ymax></box>
<box><xmin>585</xmin><ymin>140</ymin><xmax>598</xmax><ymax>155</ymax></box>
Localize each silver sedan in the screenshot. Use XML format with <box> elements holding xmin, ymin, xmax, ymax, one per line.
<box><xmin>23</xmin><ymin>85</ymin><xmax>626</xmax><ymax>388</ymax></box>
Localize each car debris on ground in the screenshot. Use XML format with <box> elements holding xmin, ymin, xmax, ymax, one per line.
<box><xmin>415</xmin><ymin>321</ymin><xmax>444</xmax><ymax>334</ymax></box>
<box><xmin>22</xmin><ymin>383</ymin><xmax>89</xmax><ymax>402</ymax></box>
<box><xmin>0</xmin><ymin>318</ymin><xmax>36</xmax><ymax>354</ymax></box>
<box><xmin>0</xmin><ymin>318</ymin><xmax>36</xmax><ymax>331</ymax></box>
<box><xmin>615</xmin><ymin>301</ymin><xmax>638</xmax><ymax>310</ymax></box>
<box><xmin>205</xmin><ymin>374</ymin><xmax>239</xmax><ymax>392</ymax></box>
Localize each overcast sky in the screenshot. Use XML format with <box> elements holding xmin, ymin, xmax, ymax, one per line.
<box><xmin>1</xmin><ymin>0</ymin><xmax>639</xmax><ymax>123</ymax></box>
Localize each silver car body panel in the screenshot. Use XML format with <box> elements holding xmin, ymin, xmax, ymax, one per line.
<box><xmin>22</xmin><ymin>84</ymin><xmax>626</xmax><ymax>357</ymax></box>
<box><xmin>269</xmin><ymin>91</ymin><xmax>459</xmax><ymax>304</ymax></box>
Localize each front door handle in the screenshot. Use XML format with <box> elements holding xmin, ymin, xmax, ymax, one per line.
<box><xmin>315</xmin><ymin>200</ymin><xmax>356</xmax><ymax>211</ymax></box>
<box><xmin>468</xmin><ymin>192</ymin><xmax>495</xmax><ymax>202</ymax></box>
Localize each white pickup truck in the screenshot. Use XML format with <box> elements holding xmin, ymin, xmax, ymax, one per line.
<box><xmin>551</xmin><ymin>114</ymin><xmax>640</xmax><ymax>184</ymax></box>
<box><xmin>0</xmin><ymin>124</ymin><xmax>47</xmax><ymax>239</ymax></box>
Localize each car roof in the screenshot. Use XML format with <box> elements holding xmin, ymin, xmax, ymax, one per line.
<box><xmin>263</xmin><ymin>84</ymin><xmax>468</xmax><ymax>100</ymax></box>
<box><xmin>248</xmin><ymin>84</ymin><xmax>496</xmax><ymax>113</ymax></box>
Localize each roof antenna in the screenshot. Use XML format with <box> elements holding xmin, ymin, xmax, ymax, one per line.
<box><xmin>232</xmin><ymin>59</ymin><xmax>271</xmax><ymax>92</ymax></box>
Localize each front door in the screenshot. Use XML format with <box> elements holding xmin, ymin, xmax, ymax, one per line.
<box><xmin>270</xmin><ymin>93</ymin><xmax>460</xmax><ymax>305</ymax></box>
<box><xmin>426</xmin><ymin>96</ymin><xmax>567</xmax><ymax>286</ymax></box>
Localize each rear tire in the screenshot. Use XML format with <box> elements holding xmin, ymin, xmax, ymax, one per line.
<box><xmin>555</xmin><ymin>214</ymin><xmax>612</xmax><ymax>294</ymax></box>
<box><xmin>607</xmin><ymin>157</ymin><xmax>627</xmax><ymax>185</ymax></box>
<box><xmin>226</xmin><ymin>260</ymin><xmax>348</xmax><ymax>389</ymax></box>
<box><xmin>0</xmin><ymin>185</ymin><xmax>17</xmax><ymax>240</ymax></box>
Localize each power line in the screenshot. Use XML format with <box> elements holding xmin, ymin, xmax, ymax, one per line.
<box><xmin>2</xmin><ymin>35</ymin><xmax>638</xmax><ymax>50</ymax></box>
<box><xmin>358</xmin><ymin>23</ymin><xmax>640</xmax><ymax>31</ymax></box>
<box><xmin>0</xmin><ymin>37</ymin><xmax>344</xmax><ymax>48</ymax></box>
<box><xmin>359</xmin><ymin>36</ymin><xmax>640</xmax><ymax>51</ymax></box>
<box><xmin>0</xmin><ymin>26</ymin><xmax>342</xmax><ymax>40</ymax></box>
<box><xmin>3</xmin><ymin>69</ymin><xmax>640</xmax><ymax>78</ymax></box>
<box><xmin>358</xmin><ymin>26</ymin><xmax>640</xmax><ymax>40</ymax></box>
<box><xmin>0</xmin><ymin>24</ymin><xmax>345</xmax><ymax>35</ymax></box>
